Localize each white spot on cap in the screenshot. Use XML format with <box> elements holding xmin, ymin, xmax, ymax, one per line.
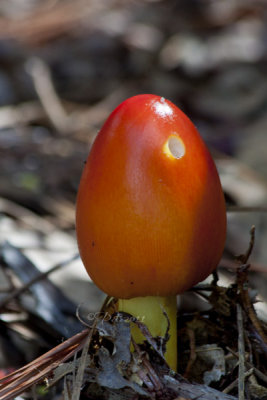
<box><xmin>153</xmin><ymin>98</ymin><xmax>173</xmax><ymax>118</ymax></box>
<box><xmin>163</xmin><ymin>135</ymin><xmax>185</xmax><ymax>159</ymax></box>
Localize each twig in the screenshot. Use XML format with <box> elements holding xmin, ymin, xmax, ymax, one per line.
<box><xmin>71</xmin><ymin>296</ymin><xmax>114</xmax><ymax>399</ymax></box>
<box><xmin>223</xmin><ymin>368</ymin><xmax>254</xmax><ymax>394</ymax></box>
<box><xmin>212</xmin><ymin>269</ymin><xmax>219</xmax><ymax>285</ymax></box>
<box><xmin>220</xmin><ymin>258</ymin><xmax>267</xmax><ymax>274</ymax></box>
<box><xmin>31</xmin><ymin>385</ymin><xmax>38</xmax><ymax>400</ymax></box>
<box><xmin>183</xmin><ymin>328</ymin><xmax>196</xmax><ymax>379</ymax></box>
<box><xmin>27</xmin><ymin>57</ymin><xmax>70</xmax><ymax>134</ymax></box>
<box><xmin>64</xmin><ymin>377</ymin><xmax>71</xmax><ymax>400</ymax></box>
<box><xmin>0</xmin><ymin>252</ymin><xmax>79</xmax><ymax>309</ymax></box>
<box><xmin>226</xmin><ymin>347</ymin><xmax>267</xmax><ymax>385</ymax></box>
<box><xmin>236</xmin><ymin>227</ymin><xmax>267</xmax><ymax>346</ymax></box>
<box><xmin>237</xmin><ymin>265</ymin><xmax>267</xmax><ymax>345</ymax></box>
<box><xmin>237</xmin><ymin>304</ymin><xmax>246</xmax><ymax>400</ymax></box>
<box><xmin>237</xmin><ymin>226</ymin><xmax>255</xmax><ymax>265</ymax></box>
<box><xmin>227</xmin><ymin>206</ymin><xmax>267</xmax><ymax>213</ymax></box>
<box><xmin>0</xmin><ymin>102</ymin><xmax>44</xmax><ymax>129</ymax></box>
<box><xmin>71</xmin><ymin>331</ymin><xmax>93</xmax><ymax>400</ymax></box>
<box><xmin>189</xmin><ymin>284</ymin><xmax>214</xmax><ymax>291</ymax></box>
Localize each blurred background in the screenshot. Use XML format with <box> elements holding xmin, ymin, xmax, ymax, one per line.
<box><xmin>0</xmin><ymin>0</ymin><xmax>266</xmax><ymax>369</ymax></box>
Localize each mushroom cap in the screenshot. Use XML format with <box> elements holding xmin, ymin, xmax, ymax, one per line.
<box><xmin>76</xmin><ymin>94</ymin><xmax>226</xmax><ymax>299</ymax></box>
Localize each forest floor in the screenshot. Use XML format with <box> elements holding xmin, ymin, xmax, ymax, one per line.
<box><xmin>0</xmin><ymin>1</ymin><xmax>266</xmax><ymax>399</ymax></box>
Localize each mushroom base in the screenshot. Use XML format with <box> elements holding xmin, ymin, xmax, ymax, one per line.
<box><xmin>118</xmin><ymin>295</ymin><xmax>177</xmax><ymax>371</ymax></box>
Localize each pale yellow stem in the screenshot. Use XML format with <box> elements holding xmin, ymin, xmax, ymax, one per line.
<box><xmin>118</xmin><ymin>295</ymin><xmax>177</xmax><ymax>371</ymax></box>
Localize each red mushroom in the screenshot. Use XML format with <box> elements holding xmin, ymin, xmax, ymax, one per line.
<box><xmin>76</xmin><ymin>94</ymin><xmax>226</xmax><ymax>370</ymax></box>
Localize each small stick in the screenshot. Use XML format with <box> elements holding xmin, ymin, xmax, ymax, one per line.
<box><xmin>237</xmin><ymin>226</ymin><xmax>255</xmax><ymax>265</ymax></box>
<box><xmin>0</xmin><ymin>102</ymin><xmax>44</xmax><ymax>129</ymax></box>
<box><xmin>226</xmin><ymin>346</ymin><xmax>267</xmax><ymax>385</ymax></box>
<box><xmin>27</xmin><ymin>57</ymin><xmax>70</xmax><ymax>134</ymax></box>
<box><xmin>237</xmin><ymin>266</ymin><xmax>267</xmax><ymax>345</ymax></box>
<box><xmin>227</xmin><ymin>206</ymin><xmax>267</xmax><ymax>213</ymax></box>
<box><xmin>71</xmin><ymin>330</ymin><xmax>93</xmax><ymax>400</ymax></box>
<box><xmin>183</xmin><ymin>328</ymin><xmax>196</xmax><ymax>379</ymax></box>
<box><xmin>223</xmin><ymin>368</ymin><xmax>253</xmax><ymax>394</ymax></box>
<box><xmin>0</xmin><ymin>253</ymin><xmax>79</xmax><ymax>309</ymax></box>
<box><xmin>237</xmin><ymin>304</ymin><xmax>246</xmax><ymax>400</ymax></box>
<box><xmin>72</xmin><ymin>295</ymin><xmax>114</xmax><ymax>400</ymax></box>
<box><xmin>236</xmin><ymin>226</ymin><xmax>267</xmax><ymax>346</ymax></box>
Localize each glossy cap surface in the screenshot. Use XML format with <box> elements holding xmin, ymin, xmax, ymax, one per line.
<box><xmin>76</xmin><ymin>95</ymin><xmax>226</xmax><ymax>298</ymax></box>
